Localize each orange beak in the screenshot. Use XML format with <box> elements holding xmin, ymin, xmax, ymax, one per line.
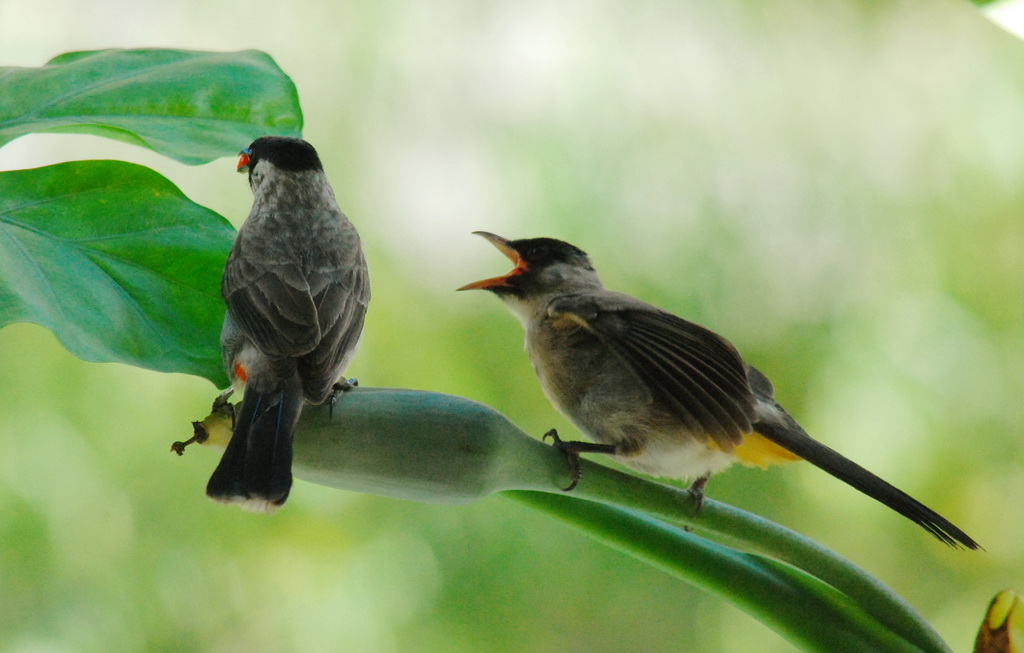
<box><xmin>457</xmin><ymin>231</ymin><xmax>526</xmax><ymax>291</ymax></box>
<box><xmin>237</xmin><ymin>150</ymin><xmax>251</xmax><ymax>173</ymax></box>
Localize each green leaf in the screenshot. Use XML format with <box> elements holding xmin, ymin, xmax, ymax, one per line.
<box><xmin>0</xmin><ymin>160</ymin><xmax>234</xmax><ymax>384</ymax></box>
<box><xmin>0</xmin><ymin>49</ymin><xmax>302</xmax><ymax>164</ymax></box>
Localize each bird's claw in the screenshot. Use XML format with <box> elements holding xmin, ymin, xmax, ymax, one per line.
<box><xmin>542</xmin><ymin>429</ymin><xmax>617</xmax><ymax>492</ymax></box>
<box><xmin>688</xmin><ymin>475</ymin><xmax>708</xmax><ymax>514</ymax></box>
<box><xmin>544</xmin><ymin>429</ymin><xmax>583</xmax><ymax>491</ymax></box>
<box><xmin>328</xmin><ymin>378</ymin><xmax>359</xmax><ymax>419</ymax></box>
<box><xmin>683</xmin><ymin>475</ymin><xmax>709</xmax><ymax>531</ymax></box>
<box><xmin>211</xmin><ymin>387</ymin><xmax>236</xmax><ymax>428</ymax></box>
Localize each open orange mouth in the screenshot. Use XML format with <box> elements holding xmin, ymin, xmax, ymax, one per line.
<box><xmin>457</xmin><ymin>232</ymin><xmax>527</xmax><ymax>290</ymax></box>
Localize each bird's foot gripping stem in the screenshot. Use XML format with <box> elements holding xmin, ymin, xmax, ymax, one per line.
<box><xmin>211</xmin><ymin>387</ymin><xmax>236</xmax><ymax>428</ymax></box>
<box><xmin>543</xmin><ymin>429</ymin><xmax>617</xmax><ymax>492</ymax></box>
<box><xmin>687</xmin><ymin>475</ymin><xmax>709</xmax><ymax>514</ymax></box>
<box><xmin>328</xmin><ymin>378</ymin><xmax>359</xmax><ymax>419</ymax></box>
<box><xmin>680</xmin><ymin>475</ymin><xmax>710</xmax><ymax>532</ymax></box>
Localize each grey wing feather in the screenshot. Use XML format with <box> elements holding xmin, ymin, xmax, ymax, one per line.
<box><xmin>298</xmin><ymin>252</ymin><xmax>371</xmax><ymax>402</ymax></box>
<box><xmin>222</xmin><ymin>254</ymin><xmax>321</xmax><ymax>359</ymax></box>
<box><xmin>552</xmin><ymin>293</ymin><xmax>756</xmax><ymax>446</ymax></box>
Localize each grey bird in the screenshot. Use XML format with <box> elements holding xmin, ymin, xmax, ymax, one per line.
<box><xmin>206</xmin><ymin>136</ymin><xmax>370</xmax><ymax>512</ymax></box>
<box><xmin>459</xmin><ymin>232</ymin><xmax>978</xmax><ymax>549</ymax></box>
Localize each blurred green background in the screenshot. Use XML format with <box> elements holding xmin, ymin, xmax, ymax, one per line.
<box><xmin>2</xmin><ymin>0</ymin><xmax>1023</xmax><ymax>651</ymax></box>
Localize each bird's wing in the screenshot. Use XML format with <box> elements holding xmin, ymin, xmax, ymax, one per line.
<box><xmin>222</xmin><ymin>232</ymin><xmax>321</xmax><ymax>360</ymax></box>
<box><xmin>549</xmin><ymin>292</ymin><xmax>756</xmax><ymax>447</ymax></box>
<box><xmin>297</xmin><ymin>250</ymin><xmax>371</xmax><ymax>402</ymax></box>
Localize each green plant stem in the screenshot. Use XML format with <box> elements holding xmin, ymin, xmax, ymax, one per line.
<box><xmin>190</xmin><ymin>387</ymin><xmax>954</xmax><ymax>653</ymax></box>
<box><xmin>564</xmin><ymin>461</ymin><xmax>952</xmax><ymax>653</ymax></box>
<box><xmin>507</xmin><ymin>491</ymin><xmax>929</xmax><ymax>653</ymax></box>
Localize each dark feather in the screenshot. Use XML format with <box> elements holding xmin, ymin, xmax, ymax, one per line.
<box><xmin>207</xmin><ymin>375</ymin><xmax>303</xmax><ymax>506</ymax></box>
<box><xmin>551</xmin><ymin>294</ymin><xmax>756</xmax><ymax>447</ymax></box>
<box><xmin>221</xmin><ymin>211</ymin><xmax>370</xmax><ymax>379</ymax></box>
<box><xmin>754</xmin><ymin>418</ymin><xmax>980</xmax><ymax>549</ymax></box>
<box><xmin>225</xmin><ymin>268</ymin><xmax>320</xmax><ymax>358</ymax></box>
<box><xmin>298</xmin><ymin>256</ymin><xmax>370</xmax><ymax>402</ymax></box>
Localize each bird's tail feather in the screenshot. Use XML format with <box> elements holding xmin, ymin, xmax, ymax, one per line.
<box><xmin>754</xmin><ymin>419</ymin><xmax>979</xmax><ymax>550</ymax></box>
<box><xmin>207</xmin><ymin>375</ymin><xmax>304</xmax><ymax>511</ymax></box>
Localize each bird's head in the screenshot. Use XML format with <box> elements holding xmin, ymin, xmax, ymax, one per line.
<box><xmin>458</xmin><ymin>232</ymin><xmax>602</xmax><ymax>300</ymax></box>
<box><xmin>237</xmin><ymin>136</ymin><xmax>324</xmax><ymax>193</ymax></box>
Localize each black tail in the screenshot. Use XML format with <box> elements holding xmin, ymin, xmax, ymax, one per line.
<box><xmin>206</xmin><ymin>375</ymin><xmax>304</xmax><ymax>511</ymax></box>
<box><xmin>754</xmin><ymin>419</ymin><xmax>980</xmax><ymax>550</ymax></box>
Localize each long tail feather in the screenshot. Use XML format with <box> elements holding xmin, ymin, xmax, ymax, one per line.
<box><xmin>754</xmin><ymin>420</ymin><xmax>979</xmax><ymax>550</ymax></box>
<box><xmin>207</xmin><ymin>375</ymin><xmax>303</xmax><ymax>511</ymax></box>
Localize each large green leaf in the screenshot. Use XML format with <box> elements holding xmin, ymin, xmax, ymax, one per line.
<box><xmin>0</xmin><ymin>160</ymin><xmax>233</xmax><ymax>384</ymax></box>
<box><xmin>0</xmin><ymin>49</ymin><xmax>302</xmax><ymax>164</ymax></box>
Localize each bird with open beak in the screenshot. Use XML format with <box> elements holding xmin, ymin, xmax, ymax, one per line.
<box><xmin>459</xmin><ymin>232</ymin><xmax>978</xmax><ymax>549</ymax></box>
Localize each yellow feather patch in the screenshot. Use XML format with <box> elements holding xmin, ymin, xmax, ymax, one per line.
<box><xmin>711</xmin><ymin>432</ymin><xmax>802</xmax><ymax>469</ymax></box>
<box><xmin>548</xmin><ymin>310</ymin><xmax>590</xmax><ymax>332</ymax></box>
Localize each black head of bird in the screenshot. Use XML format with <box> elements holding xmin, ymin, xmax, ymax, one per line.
<box><xmin>457</xmin><ymin>231</ymin><xmax>601</xmax><ymax>300</ymax></box>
